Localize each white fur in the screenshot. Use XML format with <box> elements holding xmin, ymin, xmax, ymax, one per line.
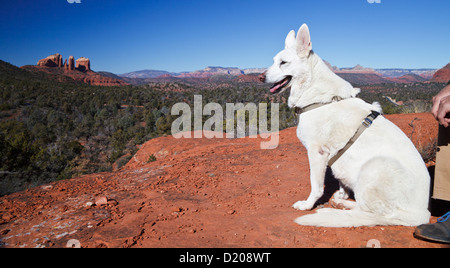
<box><xmin>265</xmin><ymin>24</ymin><xmax>430</xmax><ymax>227</ymax></box>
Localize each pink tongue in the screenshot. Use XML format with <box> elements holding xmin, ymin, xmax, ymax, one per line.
<box><xmin>270</xmin><ymin>83</ymin><xmax>282</xmax><ymax>93</ymax></box>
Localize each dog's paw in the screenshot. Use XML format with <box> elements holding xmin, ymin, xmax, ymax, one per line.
<box><xmin>330</xmin><ymin>199</ymin><xmax>347</xmax><ymax>210</ymax></box>
<box><xmin>333</xmin><ymin>189</ymin><xmax>349</xmax><ymax>200</ymax></box>
<box><xmin>292</xmin><ymin>200</ymin><xmax>313</xmax><ymax>211</ymax></box>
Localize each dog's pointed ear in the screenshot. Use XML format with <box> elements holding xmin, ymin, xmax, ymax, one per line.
<box><xmin>285</xmin><ymin>30</ymin><xmax>296</xmax><ymax>49</ymax></box>
<box><xmin>296</xmin><ymin>24</ymin><xmax>312</xmax><ymax>57</ymax></box>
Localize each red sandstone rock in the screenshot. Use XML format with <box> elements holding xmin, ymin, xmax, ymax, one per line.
<box><xmin>37</xmin><ymin>53</ymin><xmax>63</xmax><ymax>68</ymax></box>
<box><xmin>0</xmin><ymin>113</ymin><xmax>441</xmax><ymax>248</ymax></box>
<box><xmin>28</xmin><ymin>53</ymin><xmax>128</xmax><ymax>86</ymax></box>
<box><xmin>68</xmin><ymin>56</ymin><xmax>75</xmax><ymax>71</ymax></box>
<box><xmin>431</xmin><ymin>63</ymin><xmax>450</xmax><ymax>83</ymax></box>
<box><xmin>95</xmin><ymin>196</ymin><xmax>108</xmax><ymax>206</ymax></box>
<box><xmin>76</xmin><ymin>57</ymin><xmax>90</xmax><ymax>72</ymax></box>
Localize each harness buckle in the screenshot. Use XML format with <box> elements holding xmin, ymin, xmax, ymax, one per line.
<box><xmin>362</xmin><ymin>118</ymin><xmax>373</xmax><ymax>128</ymax></box>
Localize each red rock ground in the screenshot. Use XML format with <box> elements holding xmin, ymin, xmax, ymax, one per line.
<box><xmin>0</xmin><ymin>113</ymin><xmax>447</xmax><ymax>248</ymax></box>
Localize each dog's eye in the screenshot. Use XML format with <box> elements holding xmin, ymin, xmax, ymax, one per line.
<box><xmin>280</xmin><ymin>61</ymin><xmax>287</xmax><ymax>66</ymax></box>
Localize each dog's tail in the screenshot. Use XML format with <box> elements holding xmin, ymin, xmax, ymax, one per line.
<box><xmin>294</xmin><ymin>208</ymin><xmax>410</xmax><ymax>227</ymax></box>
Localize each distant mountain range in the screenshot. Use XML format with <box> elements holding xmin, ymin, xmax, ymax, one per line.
<box><xmin>374</xmin><ymin>68</ymin><xmax>437</xmax><ymax>78</ymax></box>
<box><xmin>119</xmin><ymin>69</ymin><xmax>174</xmax><ymax>79</ymax></box>
<box><xmin>10</xmin><ymin>54</ymin><xmax>449</xmax><ymax>86</ymax></box>
<box><xmin>119</xmin><ymin>67</ymin><xmax>266</xmax><ymax>79</ymax></box>
<box><xmin>118</xmin><ymin>64</ymin><xmax>439</xmax><ymax>85</ymax></box>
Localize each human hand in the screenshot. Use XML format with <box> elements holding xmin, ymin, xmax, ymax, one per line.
<box><xmin>435</xmin><ymin>95</ymin><xmax>450</xmax><ymax>127</ymax></box>
<box><xmin>431</xmin><ymin>84</ymin><xmax>450</xmax><ymax>127</ymax></box>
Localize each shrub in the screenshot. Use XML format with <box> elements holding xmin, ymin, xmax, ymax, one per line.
<box><xmin>147</xmin><ymin>154</ymin><xmax>157</xmax><ymax>163</ymax></box>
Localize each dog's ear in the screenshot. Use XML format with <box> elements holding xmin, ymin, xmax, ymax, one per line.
<box><xmin>285</xmin><ymin>30</ymin><xmax>296</xmax><ymax>49</ymax></box>
<box><xmin>296</xmin><ymin>24</ymin><xmax>312</xmax><ymax>57</ymax></box>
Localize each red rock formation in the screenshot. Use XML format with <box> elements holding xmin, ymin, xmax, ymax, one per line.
<box><xmin>23</xmin><ymin>64</ymin><xmax>130</xmax><ymax>86</ymax></box>
<box><xmin>431</xmin><ymin>63</ymin><xmax>450</xmax><ymax>83</ymax></box>
<box><xmin>76</xmin><ymin>57</ymin><xmax>90</xmax><ymax>72</ymax></box>
<box><xmin>68</xmin><ymin>56</ymin><xmax>75</xmax><ymax>71</ymax></box>
<box><xmin>37</xmin><ymin>53</ymin><xmax>63</xmax><ymax>68</ymax></box>
<box><xmin>28</xmin><ymin>53</ymin><xmax>127</xmax><ymax>86</ymax></box>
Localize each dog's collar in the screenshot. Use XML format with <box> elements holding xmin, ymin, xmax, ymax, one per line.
<box><xmin>294</xmin><ymin>96</ymin><xmax>344</xmax><ymax>115</ymax></box>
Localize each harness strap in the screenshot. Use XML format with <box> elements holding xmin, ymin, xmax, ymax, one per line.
<box><xmin>328</xmin><ymin>111</ymin><xmax>381</xmax><ymax>167</ymax></box>
<box><xmin>293</xmin><ymin>98</ymin><xmax>381</xmax><ymax>167</ymax></box>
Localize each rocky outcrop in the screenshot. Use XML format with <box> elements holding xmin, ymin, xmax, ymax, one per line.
<box><xmin>430</xmin><ymin>63</ymin><xmax>450</xmax><ymax>83</ymax></box>
<box><xmin>76</xmin><ymin>57</ymin><xmax>90</xmax><ymax>72</ymax></box>
<box><xmin>31</xmin><ymin>53</ymin><xmax>128</xmax><ymax>86</ymax></box>
<box><xmin>68</xmin><ymin>56</ymin><xmax>75</xmax><ymax>71</ymax></box>
<box><xmin>37</xmin><ymin>54</ymin><xmax>88</xmax><ymax>72</ymax></box>
<box><xmin>37</xmin><ymin>53</ymin><xmax>63</xmax><ymax>68</ymax></box>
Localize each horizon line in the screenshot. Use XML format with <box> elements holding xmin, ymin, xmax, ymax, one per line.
<box><xmin>1</xmin><ymin>58</ymin><xmax>443</xmax><ymax>75</ymax></box>
<box><xmin>116</xmin><ymin>65</ymin><xmax>441</xmax><ymax>75</ymax></box>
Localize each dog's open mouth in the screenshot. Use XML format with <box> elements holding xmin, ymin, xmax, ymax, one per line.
<box><xmin>270</xmin><ymin>76</ymin><xmax>292</xmax><ymax>94</ymax></box>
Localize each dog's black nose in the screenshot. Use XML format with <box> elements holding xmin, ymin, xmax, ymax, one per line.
<box><xmin>259</xmin><ymin>72</ymin><xmax>266</xmax><ymax>83</ymax></box>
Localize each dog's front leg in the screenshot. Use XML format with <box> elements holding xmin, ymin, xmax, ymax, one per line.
<box><xmin>293</xmin><ymin>145</ymin><xmax>329</xmax><ymax>210</ymax></box>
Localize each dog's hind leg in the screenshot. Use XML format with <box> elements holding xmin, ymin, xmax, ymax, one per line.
<box><xmin>293</xmin><ymin>145</ymin><xmax>329</xmax><ymax>211</ymax></box>
<box><xmin>354</xmin><ymin>157</ymin><xmax>429</xmax><ymax>226</ymax></box>
<box><xmin>355</xmin><ymin>157</ymin><xmax>406</xmax><ymax>216</ymax></box>
<box><xmin>334</xmin><ymin>183</ymin><xmax>350</xmax><ymax>200</ymax></box>
<box><xmin>331</xmin><ymin>184</ymin><xmax>356</xmax><ymax>210</ymax></box>
<box><xmin>331</xmin><ymin>197</ymin><xmax>356</xmax><ymax>210</ymax></box>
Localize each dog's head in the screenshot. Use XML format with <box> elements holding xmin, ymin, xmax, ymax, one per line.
<box><xmin>261</xmin><ymin>24</ymin><xmax>313</xmax><ymax>95</ymax></box>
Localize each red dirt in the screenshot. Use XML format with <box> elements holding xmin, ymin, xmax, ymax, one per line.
<box><xmin>0</xmin><ymin>113</ymin><xmax>447</xmax><ymax>248</ymax></box>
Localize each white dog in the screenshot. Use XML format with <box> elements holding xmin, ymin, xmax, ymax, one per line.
<box><xmin>261</xmin><ymin>24</ymin><xmax>431</xmax><ymax>227</ymax></box>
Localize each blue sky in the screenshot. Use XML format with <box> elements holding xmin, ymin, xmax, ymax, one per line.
<box><xmin>0</xmin><ymin>0</ymin><xmax>448</xmax><ymax>73</ymax></box>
